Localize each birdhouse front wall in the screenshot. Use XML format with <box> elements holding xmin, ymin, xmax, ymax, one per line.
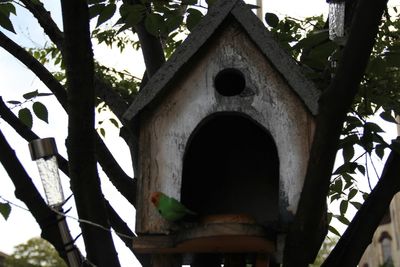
<box><xmin>136</xmin><ymin>21</ymin><xmax>315</xmax><ymax>234</ymax></box>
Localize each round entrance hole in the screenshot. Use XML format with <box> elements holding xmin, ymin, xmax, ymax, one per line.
<box><xmin>214</xmin><ymin>68</ymin><xmax>246</xmax><ymax>96</ymax></box>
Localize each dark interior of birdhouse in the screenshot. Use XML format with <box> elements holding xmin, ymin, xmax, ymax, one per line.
<box><xmin>181</xmin><ymin>113</ymin><xmax>279</xmax><ymax>228</ymax></box>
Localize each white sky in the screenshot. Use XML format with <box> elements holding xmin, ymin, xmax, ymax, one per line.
<box><xmin>0</xmin><ymin>1</ymin><xmax>398</xmax><ymax>266</ymax></box>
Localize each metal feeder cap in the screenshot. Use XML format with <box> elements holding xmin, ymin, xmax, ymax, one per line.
<box><xmin>29</xmin><ymin>138</ymin><xmax>58</xmax><ymax>160</ymax></box>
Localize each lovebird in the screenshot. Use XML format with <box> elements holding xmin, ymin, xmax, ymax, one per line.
<box><xmin>150</xmin><ymin>191</ymin><xmax>196</xmax><ymax>222</ymax></box>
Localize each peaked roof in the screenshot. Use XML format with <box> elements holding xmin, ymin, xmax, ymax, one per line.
<box><xmin>123</xmin><ymin>0</ymin><xmax>320</xmax><ymax>121</ymax></box>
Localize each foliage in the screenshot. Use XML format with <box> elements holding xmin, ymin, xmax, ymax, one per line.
<box><xmin>0</xmin><ymin>0</ymin><xmax>399</xmax><ymax>265</ymax></box>
<box><xmin>268</xmin><ymin>6</ymin><xmax>400</xmax><ymax>237</ymax></box>
<box><xmin>6</xmin><ymin>90</ymin><xmax>52</xmax><ymax>129</ymax></box>
<box><xmin>0</xmin><ymin>0</ymin><xmax>16</xmax><ymax>33</ymax></box>
<box><xmin>0</xmin><ymin>201</ymin><xmax>11</xmax><ymax>220</ymax></box>
<box><xmin>309</xmin><ymin>237</ymin><xmax>338</xmax><ymax>267</ymax></box>
<box><xmin>4</xmin><ymin>237</ymin><xmax>67</xmax><ymax>267</ymax></box>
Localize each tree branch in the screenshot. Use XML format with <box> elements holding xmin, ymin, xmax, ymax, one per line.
<box><xmin>94</xmin><ymin>75</ymin><xmax>129</xmax><ymax>121</ymax></box>
<box><xmin>105</xmin><ymin>200</ymin><xmax>150</xmax><ymax>266</ymax></box>
<box><xmin>123</xmin><ymin>0</ymin><xmax>166</xmax><ymax>78</ymax></box>
<box><xmin>0</xmin><ymin>97</ymin><xmax>69</xmax><ymax>173</ymax></box>
<box><xmin>0</xmin><ymin>98</ymin><xmax>143</xmax><ymax>263</ymax></box>
<box><xmin>322</xmin><ymin>151</ymin><xmax>400</xmax><ymax>267</ymax></box>
<box><xmin>19</xmin><ymin>0</ymin><xmax>64</xmax><ymax>51</ymax></box>
<box><xmin>0</xmin><ymin>35</ymin><xmax>136</xmax><ymax>206</ymax></box>
<box><xmin>283</xmin><ymin>0</ymin><xmax>388</xmax><ymax>265</ymax></box>
<box><xmin>95</xmin><ymin>134</ymin><xmax>137</xmax><ymax>206</ymax></box>
<box><xmin>61</xmin><ymin>1</ymin><xmax>120</xmax><ymax>265</ymax></box>
<box><xmin>0</xmin><ymin>129</ymin><xmax>80</xmax><ymax>265</ymax></box>
<box><xmin>0</xmin><ymin>30</ymin><xmax>68</xmax><ymax>110</ymax></box>
<box><xmin>16</xmin><ymin>1</ymin><xmax>131</xmax><ymax>122</ymax></box>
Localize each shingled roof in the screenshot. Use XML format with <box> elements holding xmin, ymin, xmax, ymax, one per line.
<box><xmin>123</xmin><ymin>0</ymin><xmax>320</xmax><ymax>121</ymax></box>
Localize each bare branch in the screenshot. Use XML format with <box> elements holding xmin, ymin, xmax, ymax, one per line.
<box><xmin>19</xmin><ymin>0</ymin><xmax>64</xmax><ymax>51</ymax></box>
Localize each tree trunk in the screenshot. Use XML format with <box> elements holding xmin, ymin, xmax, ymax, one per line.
<box><xmin>61</xmin><ymin>1</ymin><xmax>120</xmax><ymax>266</ymax></box>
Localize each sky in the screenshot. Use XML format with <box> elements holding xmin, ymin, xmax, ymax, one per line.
<box><xmin>0</xmin><ymin>0</ymin><xmax>398</xmax><ymax>266</ymax></box>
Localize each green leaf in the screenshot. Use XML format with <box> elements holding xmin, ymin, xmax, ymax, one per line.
<box><xmin>99</xmin><ymin>128</ymin><xmax>106</xmax><ymax>137</ymax></box>
<box><xmin>7</xmin><ymin>100</ymin><xmax>21</xmax><ymax>105</ymax></box>
<box><xmin>357</xmin><ymin>164</ymin><xmax>365</xmax><ymax>175</ymax></box>
<box><xmin>0</xmin><ymin>3</ymin><xmax>16</xmax><ymax>15</ymax></box>
<box><xmin>144</xmin><ymin>13</ymin><xmax>163</xmax><ymax>36</ymax></box>
<box><xmin>0</xmin><ymin>11</ymin><xmax>15</xmax><ymax>33</ymax></box>
<box><xmin>0</xmin><ymin>202</ymin><xmax>11</xmax><ymax>220</ymax></box>
<box><xmin>120</xmin><ymin>4</ymin><xmax>146</xmax><ymax>27</ymax></box>
<box><xmin>333</xmin><ymin>162</ymin><xmax>357</xmax><ymax>175</ymax></box>
<box><xmin>18</xmin><ymin>108</ymin><xmax>33</xmax><ymax>129</ymax></box>
<box><xmin>23</xmin><ymin>89</ymin><xmax>39</xmax><ymax>100</ymax></box>
<box><xmin>32</xmin><ymin>102</ymin><xmax>48</xmax><ymax>123</ymax></box>
<box><xmin>375</xmin><ymin>144</ymin><xmax>386</xmax><ymax>159</ymax></box>
<box><xmin>265</xmin><ymin>12</ymin><xmax>279</xmax><ymax>28</ymax></box>
<box><xmin>109</xmin><ymin>118</ymin><xmax>119</xmax><ymax>128</ymax></box>
<box><xmin>336</xmin><ymin>214</ymin><xmax>350</xmax><ymax>225</ymax></box>
<box><xmin>340</xmin><ymin>200</ymin><xmax>348</xmax><ymax>215</ymax></box>
<box><xmin>186</xmin><ymin>8</ymin><xmax>203</xmax><ymax>32</ymax></box>
<box><xmin>380</xmin><ymin>111</ymin><xmax>398</xmax><ymax>124</ymax></box>
<box><xmin>348</xmin><ymin>188</ymin><xmax>357</xmax><ymax>200</ymax></box>
<box><xmin>89</xmin><ymin>3</ymin><xmax>105</xmax><ymax>20</ymax></box>
<box><xmin>328</xmin><ymin>225</ymin><xmax>341</xmax><ymax>237</ymax></box>
<box><xmin>342</xmin><ymin>145</ymin><xmax>354</xmax><ymax>162</ymax></box>
<box><xmin>97</xmin><ymin>3</ymin><xmax>116</xmax><ymax>27</ymax></box>
<box><xmin>350</xmin><ymin>201</ymin><xmax>362</xmax><ymax>210</ymax></box>
<box><xmin>205</xmin><ymin>0</ymin><xmax>217</xmax><ymax>6</ymax></box>
<box><xmin>293</xmin><ymin>30</ymin><xmax>329</xmax><ymax>50</ymax></box>
<box><xmin>331</xmin><ymin>179</ymin><xmax>343</xmax><ymax>194</ymax></box>
<box><xmin>37</xmin><ymin>92</ymin><xmax>53</xmax><ymax>97</ymax></box>
<box><xmin>165</xmin><ymin>14</ymin><xmax>183</xmax><ymax>34</ymax></box>
<box><xmin>364</xmin><ymin>122</ymin><xmax>384</xmax><ymax>133</ymax></box>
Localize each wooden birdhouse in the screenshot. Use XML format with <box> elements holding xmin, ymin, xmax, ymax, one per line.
<box><xmin>123</xmin><ymin>0</ymin><xmax>320</xmax><ymax>265</ymax></box>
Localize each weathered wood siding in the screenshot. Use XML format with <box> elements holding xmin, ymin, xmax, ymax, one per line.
<box><xmin>136</xmin><ymin>21</ymin><xmax>315</xmax><ymax>234</ymax></box>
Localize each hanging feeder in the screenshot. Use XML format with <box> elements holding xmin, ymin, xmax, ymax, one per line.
<box><xmin>327</xmin><ymin>0</ymin><xmax>346</xmax><ymax>44</ymax></box>
<box><xmin>29</xmin><ymin>138</ymin><xmax>64</xmax><ymax>207</ymax></box>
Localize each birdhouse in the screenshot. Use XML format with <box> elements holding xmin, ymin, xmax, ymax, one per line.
<box><xmin>123</xmin><ymin>0</ymin><xmax>320</xmax><ymax>264</ymax></box>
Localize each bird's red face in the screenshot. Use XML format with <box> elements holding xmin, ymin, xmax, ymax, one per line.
<box><xmin>150</xmin><ymin>192</ymin><xmax>161</xmax><ymax>206</ymax></box>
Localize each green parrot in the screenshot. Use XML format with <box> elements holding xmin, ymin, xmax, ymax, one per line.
<box><xmin>150</xmin><ymin>191</ymin><xmax>196</xmax><ymax>222</ymax></box>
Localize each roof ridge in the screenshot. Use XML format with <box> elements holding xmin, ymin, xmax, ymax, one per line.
<box><xmin>123</xmin><ymin>0</ymin><xmax>320</xmax><ymax>121</ymax></box>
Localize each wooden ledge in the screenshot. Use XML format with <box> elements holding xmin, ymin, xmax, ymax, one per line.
<box><xmin>133</xmin><ymin>220</ymin><xmax>276</xmax><ymax>254</ymax></box>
